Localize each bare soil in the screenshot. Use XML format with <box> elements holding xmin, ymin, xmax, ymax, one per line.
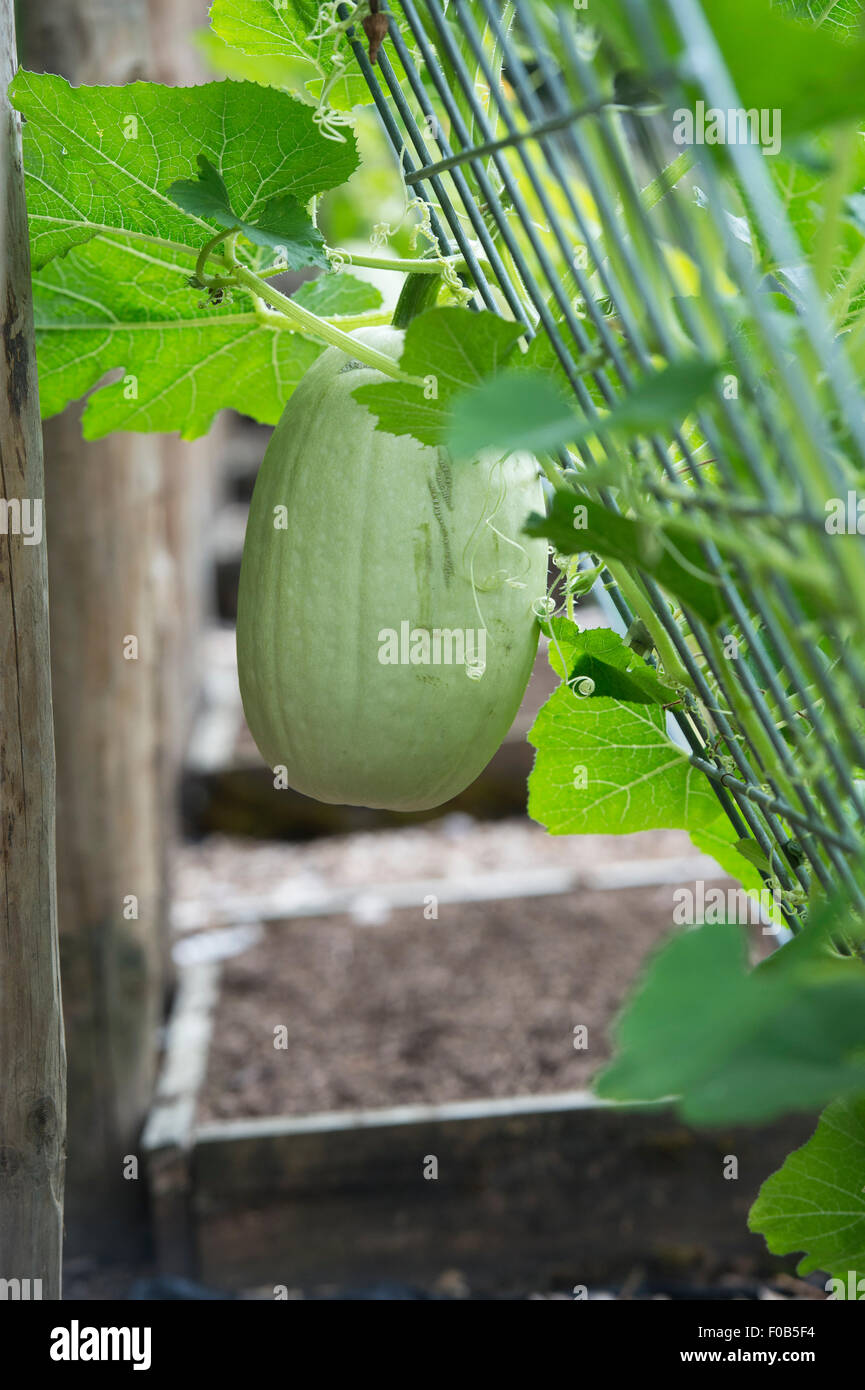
<box><xmin>199</xmin><ymin>879</ymin><xmax>757</xmax><ymax>1123</ymax></box>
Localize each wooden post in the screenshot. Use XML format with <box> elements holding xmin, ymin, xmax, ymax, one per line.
<box><xmin>0</xmin><ymin>0</ymin><xmax>66</xmax><ymax>1299</ymax></box>
<box><xmin>17</xmin><ymin>0</ymin><xmax>216</xmax><ymax>1255</ymax></box>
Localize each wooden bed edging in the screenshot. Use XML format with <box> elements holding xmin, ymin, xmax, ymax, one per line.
<box><xmin>195</xmin><ymin>1087</ymin><xmax>632</xmax><ymax>1139</ymax></box>
<box><xmin>187</xmin><ymin>1094</ymin><xmax>813</xmax><ymax>1292</ymax></box>
<box><xmin>141</xmin><ymin>961</ymin><xmax>221</xmax><ymax>1277</ymax></box>
<box><xmin>172</xmin><ymin>853</ymin><xmax>725</xmax><ymax>933</ymax></box>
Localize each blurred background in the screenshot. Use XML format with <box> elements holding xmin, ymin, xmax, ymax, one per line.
<box><xmin>14</xmin><ymin>0</ymin><xmax>821</xmax><ymax>1302</ymax></box>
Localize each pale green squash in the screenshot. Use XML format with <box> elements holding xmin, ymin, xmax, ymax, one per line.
<box><xmin>236</xmin><ymin>326</ymin><xmax>547</xmax><ymax>810</ymax></box>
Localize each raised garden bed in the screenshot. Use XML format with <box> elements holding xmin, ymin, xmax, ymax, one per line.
<box><xmin>145</xmin><ymin>861</ymin><xmax>813</xmax><ymax>1295</ymax></box>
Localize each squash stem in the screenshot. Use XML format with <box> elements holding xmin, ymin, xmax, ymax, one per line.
<box><xmin>325</xmin><ymin>250</ymin><xmax>453</xmax><ymax>276</ymax></box>
<box><xmin>225</xmin><ymin>260</ymin><xmax>421</xmax><ymax>382</ymax></box>
<box><xmin>391</xmin><ymin>271</ymin><xmax>442</xmax><ymax>328</ymax></box>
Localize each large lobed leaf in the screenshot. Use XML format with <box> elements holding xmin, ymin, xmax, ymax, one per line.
<box><xmin>527</xmin><ymin>626</ymin><xmax>721</xmax><ymax>836</ymax></box>
<box><xmin>9</xmin><ymin>72</ymin><xmax>357</xmax><ymax>269</ymax></box>
<box><xmin>33</xmin><ymin>235</ymin><xmax>323</xmax><ymax>439</ymax></box>
<box><xmin>749</xmin><ymin>1097</ymin><xmax>865</xmax><ymax>1289</ymax></box>
<box><xmin>528</xmin><ymin>689</ymin><xmax>721</xmax><ymax>836</ymax></box>
<box><xmin>596</xmin><ymin>890</ymin><xmax>865</xmax><ymax>1124</ymax></box>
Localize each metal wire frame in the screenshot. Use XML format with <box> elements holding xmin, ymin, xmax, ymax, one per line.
<box><xmin>342</xmin><ymin>0</ymin><xmax>865</xmax><ymax>918</ymax></box>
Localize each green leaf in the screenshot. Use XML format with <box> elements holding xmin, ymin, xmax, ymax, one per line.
<box><xmin>593</xmin><ymin>0</ymin><xmax>865</xmax><ymax>136</ymax></box>
<box><xmin>196</xmin><ymin>26</ymin><xmax>310</xmax><ymax>91</ymax></box>
<box><xmin>776</xmin><ymin>1</ymin><xmax>865</xmax><ymax>40</ymax></box>
<box><xmin>446</xmin><ymin>358</ymin><xmax>717</xmax><ymax>462</ymax></box>
<box><xmin>352</xmin><ymin>307</ymin><xmax>526</xmax><ymax>446</ymax></box>
<box><xmin>525</xmin><ymin>490</ymin><xmax>729</xmax><ymax>626</ymax></box>
<box><xmin>209</xmin><ymin>0</ymin><xmax>371</xmax><ymax>109</ymax></box>
<box><xmin>447</xmin><ymin>373</ymin><xmax>579</xmax><ymax>459</ymax></box>
<box><xmin>544</xmin><ymin>620</ymin><xmax>673</xmax><ymax>704</ymax></box>
<box><xmin>732</xmin><ymin>837</ymin><xmax>773</xmax><ymax>874</ymax></box>
<box><xmin>516</xmin><ymin>323</ymin><xmax>608</xmax><ymax>380</ymax></box>
<box><xmin>749</xmin><ymin>1098</ymin><xmax>865</xmax><ymax>1290</ymax></box>
<box><xmin>9</xmin><ymin>72</ymin><xmax>357</xmax><ymax>269</ymax></box>
<box><xmin>596</xmin><ymin>917</ymin><xmax>865</xmax><ymax>1124</ymax></box>
<box><xmin>33</xmin><ymin>234</ymin><xmax>321</xmax><ymax>439</ymax></box>
<box><xmin>166</xmin><ymin>154</ymin><xmax>327</xmax><ymax>266</ymax></box>
<box><xmin>692</xmin><ymin>820</ymin><xmax>774</xmax><ymax>885</ymax></box>
<box><xmin>292</xmin><ymin>272</ymin><xmax>382</xmax><ymax>316</ymax></box>
<box><xmin>688</xmin><ymin>816</ymin><xmax>788</xmax><ymax>931</ymax></box>
<box><xmin>595</xmin><ymin>359</ymin><xmax>719</xmax><ymax>434</ymax></box>
<box><xmin>166</xmin><ymin>152</ymin><xmax>249</xmax><ymax>225</ymax></box>
<box><xmin>699</xmin><ymin>0</ymin><xmax>865</xmax><ymax>137</ymax></box>
<box><xmin>527</xmin><ymin>687</ymin><xmax>720</xmax><ymax>836</ymax></box>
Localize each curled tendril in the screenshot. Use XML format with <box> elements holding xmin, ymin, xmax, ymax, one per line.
<box><xmin>531</xmin><ymin>595</ymin><xmax>557</xmax><ymax>619</ymax></box>
<box><xmin>449</xmin><ymin>282</ymin><xmax>474</xmax><ymax>307</ymax></box>
<box><xmin>313</xmin><ymin>105</ymin><xmax>353</xmax><ymax>143</ymax></box>
<box><xmin>377</xmin><ymin>147</ymin><xmax>461</xmax><ymax>290</ymax></box>
<box><xmin>570</xmin><ymin>676</ymin><xmax>595</xmax><ymax>699</ymax></box>
<box><xmin>439</xmin><ymin>255</ymin><xmax>472</xmax><ymax>305</ymax></box>
<box><xmin>300</xmin><ymin>1</ymin><xmax>360</xmax><ymax>143</ymax></box>
<box><xmin>466</xmin><ymin>661</ymin><xmax>486</xmax><ymax>682</ymax></box>
<box><xmin>306</xmin><ymin>0</ymin><xmax>354</xmax><ymax>43</ymax></box>
<box><xmin>370</xmin><ymin>222</ymin><xmax>397</xmax><ymax>249</ymax></box>
<box><xmin>326</xmin><ymin>247</ymin><xmax>349</xmax><ymax>272</ymax></box>
<box><xmin>407</xmin><ymin>196</ymin><xmax>435</xmax><ymax>249</ymax></box>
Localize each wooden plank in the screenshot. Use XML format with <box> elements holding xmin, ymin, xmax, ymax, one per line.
<box><xmin>141</xmin><ymin>961</ymin><xmax>221</xmax><ymax>1277</ymax></box>
<box><xmin>173</xmin><ymin>855</ymin><xmax>727</xmax><ymax>933</ymax></box>
<box><xmin>196</xmin><ymin>1089</ymin><xmax>620</xmax><ymax>1140</ymax></box>
<box><xmin>190</xmin><ymin>1095</ymin><xmax>815</xmax><ymax>1292</ymax></box>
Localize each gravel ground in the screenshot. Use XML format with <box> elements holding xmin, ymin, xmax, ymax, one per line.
<box><xmin>172</xmin><ymin>818</ymin><xmax>702</xmax><ymax>931</ymax></box>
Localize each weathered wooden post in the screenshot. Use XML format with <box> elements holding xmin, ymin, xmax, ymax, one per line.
<box><xmin>18</xmin><ymin>0</ymin><xmax>215</xmax><ymax>1256</ymax></box>
<box><xmin>0</xmin><ymin>0</ymin><xmax>66</xmax><ymax>1300</ymax></box>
